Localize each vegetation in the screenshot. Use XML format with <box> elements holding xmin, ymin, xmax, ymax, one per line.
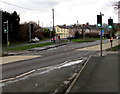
<box><xmin>5</xmin><ymin>42</ymin><xmax>53</xmax><ymax>51</ymax></box>
<box><xmin>106</xmin><ymin>45</ymin><xmax>120</xmax><ymax>51</ymax></box>
<box><xmin>2</xmin><ymin>11</ymin><xmax>20</xmax><ymax>43</ymax></box>
<box><xmin>71</xmin><ymin>38</ymin><xmax>100</xmax><ymax>43</ymax></box>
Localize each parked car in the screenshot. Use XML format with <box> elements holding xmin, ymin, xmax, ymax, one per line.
<box><xmin>116</xmin><ymin>36</ymin><xmax>120</xmax><ymax>39</ymax></box>
<box><xmin>31</xmin><ymin>37</ymin><xmax>40</xmax><ymax>43</ymax></box>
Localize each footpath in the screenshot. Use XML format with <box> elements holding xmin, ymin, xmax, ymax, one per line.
<box><xmin>0</xmin><ymin>40</ymin><xmax>119</xmax><ymax>65</ymax></box>
<box><xmin>67</xmin><ymin>52</ymin><xmax>119</xmax><ymax>93</ymax></box>
<box><xmin>66</xmin><ymin>40</ymin><xmax>119</xmax><ymax>93</ymax></box>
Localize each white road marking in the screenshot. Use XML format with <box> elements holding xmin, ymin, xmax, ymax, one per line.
<box><xmin>0</xmin><ymin>59</ymin><xmax>84</xmax><ymax>87</ymax></box>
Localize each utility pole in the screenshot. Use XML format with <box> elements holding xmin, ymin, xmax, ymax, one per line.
<box><xmin>38</xmin><ymin>20</ymin><xmax>40</xmax><ymax>26</ymax></box>
<box><xmin>50</xmin><ymin>22</ymin><xmax>52</xmax><ymax>40</ymax></box>
<box><xmin>52</xmin><ymin>9</ymin><xmax>55</xmax><ymax>32</ymax></box>
<box><xmin>52</xmin><ymin>9</ymin><xmax>55</xmax><ymax>43</ymax></box>
<box><xmin>29</xmin><ymin>23</ymin><xmax>31</xmax><ymax>44</ymax></box>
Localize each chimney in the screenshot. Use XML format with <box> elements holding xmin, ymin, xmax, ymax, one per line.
<box><xmin>63</xmin><ymin>24</ymin><xmax>66</xmax><ymax>26</ymax></box>
<box><xmin>86</xmin><ymin>22</ymin><xmax>89</xmax><ymax>26</ymax></box>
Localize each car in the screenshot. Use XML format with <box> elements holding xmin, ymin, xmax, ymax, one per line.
<box><xmin>31</xmin><ymin>37</ymin><xmax>40</xmax><ymax>43</ymax></box>
<box><xmin>116</xmin><ymin>36</ymin><xmax>120</xmax><ymax>39</ymax></box>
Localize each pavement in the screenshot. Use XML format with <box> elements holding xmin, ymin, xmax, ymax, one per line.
<box><xmin>66</xmin><ymin>51</ymin><xmax>119</xmax><ymax>93</ymax></box>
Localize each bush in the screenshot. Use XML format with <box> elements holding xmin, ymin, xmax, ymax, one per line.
<box><xmin>85</xmin><ymin>33</ymin><xmax>99</xmax><ymax>38</ymax></box>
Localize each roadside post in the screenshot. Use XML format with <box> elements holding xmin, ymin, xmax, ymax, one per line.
<box><xmin>110</xmin><ymin>38</ymin><xmax>113</xmax><ymax>51</ymax></box>
<box><xmin>29</xmin><ymin>23</ymin><xmax>31</xmax><ymax>44</ymax></box>
<box><xmin>97</xmin><ymin>12</ymin><xmax>104</xmax><ymax>56</ymax></box>
<box><xmin>108</xmin><ymin>17</ymin><xmax>113</xmax><ymax>51</ymax></box>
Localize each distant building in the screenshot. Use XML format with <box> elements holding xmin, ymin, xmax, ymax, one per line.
<box><xmin>55</xmin><ymin>23</ymin><xmax>100</xmax><ymax>39</ymax></box>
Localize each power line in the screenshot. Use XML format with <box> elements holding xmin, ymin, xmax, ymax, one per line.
<box><xmin>55</xmin><ymin>11</ymin><xmax>73</xmax><ymax>24</ymax></box>
<box><xmin>1</xmin><ymin>0</ymin><xmax>50</xmax><ymax>11</ymax></box>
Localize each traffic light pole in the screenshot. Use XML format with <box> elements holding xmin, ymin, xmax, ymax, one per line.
<box><xmin>100</xmin><ymin>12</ymin><xmax>104</xmax><ymax>56</ymax></box>
<box><xmin>4</xmin><ymin>20</ymin><xmax>9</xmax><ymax>54</ymax></box>
<box><xmin>108</xmin><ymin>17</ymin><xmax>113</xmax><ymax>51</ymax></box>
<box><xmin>100</xmin><ymin>27</ymin><xmax>102</xmax><ymax>56</ymax></box>
<box><xmin>109</xmin><ymin>28</ymin><xmax>113</xmax><ymax>51</ymax></box>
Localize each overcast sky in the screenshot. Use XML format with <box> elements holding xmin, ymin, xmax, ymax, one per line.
<box><xmin>0</xmin><ymin>0</ymin><xmax>119</xmax><ymax>26</ymax></box>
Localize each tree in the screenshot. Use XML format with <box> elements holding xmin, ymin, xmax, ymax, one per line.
<box><xmin>10</xmin><ymin>11</ymin><xmax>20</xmax><ymax>41</ymax></box>
<box><xmin>2</xmin><ymin>11</ymin><xmax>20</xmax><ymax>43</ymax></box>
<box><xmin>113</xmin><ymin>1</ymin><xmax>120</xmax><ymax>23</ymax></box>
<box><xmin>43</xmin><ymin>28</ymin><xmax>51</xmax><ymax>38</ymax></box>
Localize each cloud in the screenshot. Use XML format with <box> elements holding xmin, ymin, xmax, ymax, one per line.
<box><xmin>0</xmin><ymin>0</ymin><xmax>118</xmax><ymax>25</ymax></box>
<box><xmin>1</xmin><ymin>0</ymin><xmax>60</xmax><ymax>12</ymax></box>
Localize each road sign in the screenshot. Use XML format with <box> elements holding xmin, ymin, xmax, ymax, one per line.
<box><xmin>102</xmin><ymin>30</ymin><xmax>104</xmax><ymax>35</ymax></box>
<box><xmin>99</xmin><ymin>30</ymin><xmax>104</xmax><ymax>36</ymax></box>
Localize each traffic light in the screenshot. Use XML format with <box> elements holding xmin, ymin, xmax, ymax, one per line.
<box><xmin>3</xmin><ymin>22</ymin><xmax>8</xmax><ymax>33</ymax></box>
<box><xmin>108</xmin><ymin>18</ymin><xmax>113</xmax><ymax>29</ymax></box>
<box><xmin>97</xmin><ymin>15</ymin><xmax>102</xmax><ymax>27</ymax></box>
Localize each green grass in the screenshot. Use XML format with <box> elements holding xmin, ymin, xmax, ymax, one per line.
<box><xmin>106</xmin><ymin>45</ymin><xmax>120</xmax><ymax>51</ymax></box>
<box><xmin>71</xmin><ymin>38</ymin><xmax>100</xmax><ymax>43</ymax></box>
<box><xmin>5</xmin><ymin>42</ymin><xmax>54</xmax><ymax>51</ymax></box>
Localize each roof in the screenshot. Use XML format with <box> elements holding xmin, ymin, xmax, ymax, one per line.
<box><xmin>56</xmin><ymin>25</ymin><xmax>100</xmax><ymax>30</ymax></box>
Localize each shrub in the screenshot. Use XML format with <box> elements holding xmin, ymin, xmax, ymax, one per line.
<box><xmin>85</xmin><ymin>32</ymin><xmax>99</xmax><ymax>38</ymax></box>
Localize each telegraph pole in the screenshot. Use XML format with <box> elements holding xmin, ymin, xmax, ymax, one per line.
<box><xmin>52</xmin><ymin>9</ymin><xmax>55</xmax><ymax>32</ymax></box>
<box><xmin>50</xmin><ymin>22</ymin><xmax>52</xmax><ymax>39</ymax></box>
<box><xmin>52</xmin><ymin>9</ymin><xmax>55</xmax><ymax>43</ymax></box>
<box><xmin>29</xmin><ymin>23</ymin><xmax>31</xmax><ymax>44</ymax></box>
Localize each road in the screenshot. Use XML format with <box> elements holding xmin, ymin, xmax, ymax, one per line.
<box><xmin>1</xmin><ymin>39</ymin><xmax>110</xmax><ymax>92</ymax></box>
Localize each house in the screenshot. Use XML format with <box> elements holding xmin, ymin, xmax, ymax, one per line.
<box><xmin>55</xmin><ymin>25</ymin><xmax>70</xmax><ymax>39</ymax></box>
<box><xmin>86</xmin><ymin>25</ymin><xmax>101</xmax><ymax>34</ymax></box>
<box><xmin>55</xmin><ymin>23</ymin><xmax>101</xmax><ymax>39</ymax></box>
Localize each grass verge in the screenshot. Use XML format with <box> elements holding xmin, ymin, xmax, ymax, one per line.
<box><xmin>106</xmin><ymin>45</ymin><xmax>120</xmax><ymax>51</ymax></box>
<box><xmin>71</xmin><ymin>38</ymin><xmax>100</xmax><ymax>43</ymax></box>
<box><xmin>5</xmin><ymin>42</ymin><xmax>54</xmax><ymax>51</ymax></box>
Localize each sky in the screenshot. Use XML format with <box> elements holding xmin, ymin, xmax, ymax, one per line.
<box><xmin>0</xmin><ymin>0</ymin><xmax>119</xmax><ymax>27</ymax></box>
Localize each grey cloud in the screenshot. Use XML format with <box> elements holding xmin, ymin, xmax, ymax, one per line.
<box><xmin>32</xmin><ymin>1</ymin><xmax>59</xmax><ymax>9</ymax></box>
<box><xmin>1</xmin><ymin>0</ymin><xmax>60</xmax><ymax>12</ymax></box>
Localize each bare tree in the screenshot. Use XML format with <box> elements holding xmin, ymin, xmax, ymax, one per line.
<box><xmin>113</xmin><ymin>1</ymin><xmax>120</xmax><ymax>23</ymax></box>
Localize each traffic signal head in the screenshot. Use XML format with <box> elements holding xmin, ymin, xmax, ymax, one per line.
<box><xmin>108</xmin><ymin>19</ymin><xmax>113</xmax><ymax>29</ymax></box>
<box><xmin>3</xmin><ymin>23</ymin><xmax>8</xmax><ymax>33</ymax></box>
<box><xmin>97</xmin><ymin>15</ymin><xmax>102</xmax><ymax>27</ymax></box>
